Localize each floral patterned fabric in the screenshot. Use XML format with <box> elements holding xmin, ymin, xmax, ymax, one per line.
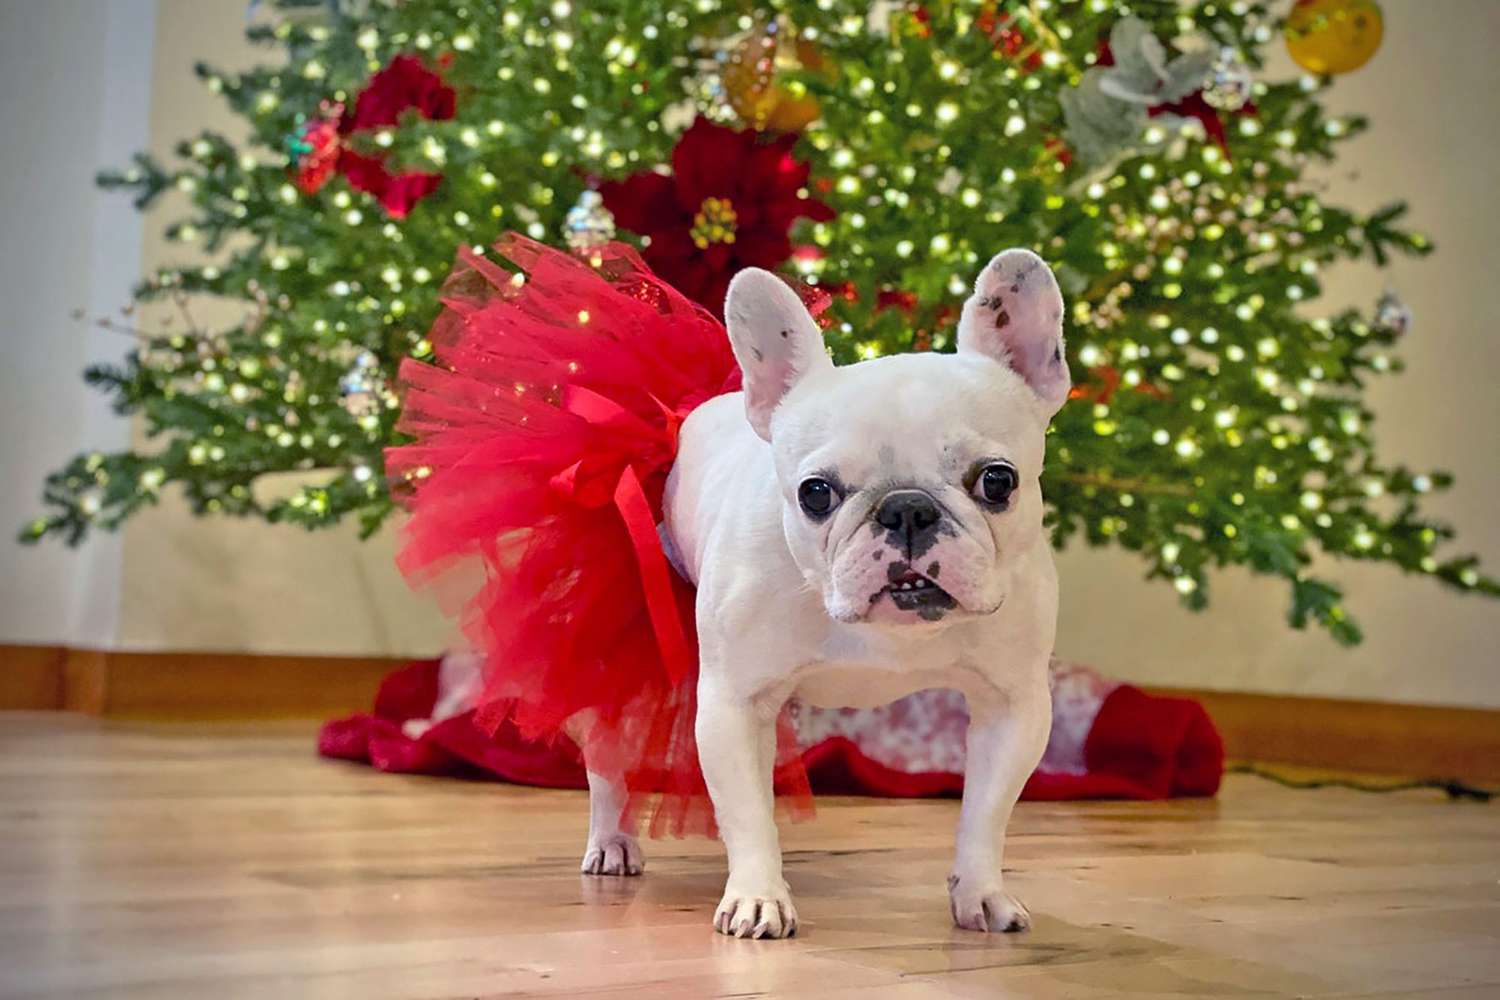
<box><xmin>321</xmin><ymin>652</ymin><xmax>1221</xmax><ymax>811</ymax></box>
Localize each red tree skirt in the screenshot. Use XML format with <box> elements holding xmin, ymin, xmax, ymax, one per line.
<box><xmin>320</xmin><ymin>658</ymin><xmax>1222</xmax><ymax>806</ymax></box>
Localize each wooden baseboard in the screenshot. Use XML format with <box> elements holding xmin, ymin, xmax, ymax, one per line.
<box><xmin>3</xmin><ymin>645</ymin><xmax>1497</xmax><ymax>783</ymax></box>
<box><xmin>1151</xmin><ymin>687</ymin><xmax>1500</xmax><ymax>786</ymax></box>
<box><xmin>0</xmin><ymin>645</ymin><xmax>67</xmax><ymax>710</ymax></box>
<box><xmin>1</xmin><ymin>644</ymin><xmax>398</xmax><ymax>720</ymax></box>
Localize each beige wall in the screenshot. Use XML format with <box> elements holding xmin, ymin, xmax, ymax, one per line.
<box><xmin>1054</xmin><ymin>3</ymin><xmax>1500</xmax><ymax>707</ymax></box>
<box><xmin>117</xmin><ymin>0</ymin><xmax>457</xmax><ymax>657</ymax></box>
<box><xmin>0</xmin><ymin>0</ymin><xmax>155</xmax><ymax>647</ymax></box>
<box><xmin>117</xmin><ymin>2</ymin><xmax>1498</xmax><ymax>704</ymax></box>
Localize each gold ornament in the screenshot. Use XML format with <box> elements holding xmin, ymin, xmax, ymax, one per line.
<box><xmin>722</xmin><ymin>24</ymin><xmax>827</xmax><ymax>132</ymax></box>
<box><xmin>1285</xmin><ymin>0</ymin><xmax>1384</xmax><ymax>76</ymax></box>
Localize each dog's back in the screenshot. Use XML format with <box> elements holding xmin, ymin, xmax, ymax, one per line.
<box><xmin>662</xmin><ymin>390</ymin><xmax>782</xmax><ymax>590</ymax></box>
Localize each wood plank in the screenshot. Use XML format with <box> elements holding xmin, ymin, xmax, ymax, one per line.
<box><xmin>1154</xmin><ymin>687</ymin><xmax>1500</xmax><ymax>784</ymax></box>
<box><xmin>0</xmin><ymin>714</ymin><xmax>1495</xmax><ymax>999</ymax></box>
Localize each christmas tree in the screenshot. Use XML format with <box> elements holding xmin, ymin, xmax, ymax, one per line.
<box><xmin>23</xmin><ymin>0</ymin><xmax>1495</xmax><ymax>644</ymax></box>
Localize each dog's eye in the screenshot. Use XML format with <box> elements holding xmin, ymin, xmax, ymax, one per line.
<box><xmin>973</xmin><ymin>463</ymin><xmax>1018</xmax><ymax>507</ymax></box>
<box><xmin>797</xmin><ymin>477</ymin><xmax>839</xmax><ymax>518</ymax></box>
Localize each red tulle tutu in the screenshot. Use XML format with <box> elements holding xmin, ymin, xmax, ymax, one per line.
<box><xmin>387</xmin><ymin>234</ymin><xmax>814</xmax><ymax>836</ymax></box>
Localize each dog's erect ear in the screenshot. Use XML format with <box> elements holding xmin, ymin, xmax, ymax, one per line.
<box><xmin>725</xmin><ymin>268</ymin><xmax>833</xmax><ymax>441</ymax></box>
<box><xmin>957</xmin><ymin>249</ymin><xmax>1071</xmax><ymax>417</ymax></box>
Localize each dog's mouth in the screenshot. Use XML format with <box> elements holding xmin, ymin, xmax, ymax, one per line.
<box><xmin>873</xmin><ymin>568</ymin><xmax>958</xmax><ymax>619</ymax></box>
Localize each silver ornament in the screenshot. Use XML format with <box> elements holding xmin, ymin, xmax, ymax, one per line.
<box><xmin>339</xmin><ymin>349</ymin><xmax>386</xmax><ymax>418</ymax></box>
<box><xmin>1373</xmin><ymin>291</ymin><xmax>1412</xmax><ymax>337</ymax></box>
<box><xmin>563</xmin><ymin>190</ymin><xmax>616</xmax><ymax>252</ymax></box>
<box><xmin>1203</xmin><ymin>47</ymin><xmax>1254</xmax><ymax>112</ymax></box>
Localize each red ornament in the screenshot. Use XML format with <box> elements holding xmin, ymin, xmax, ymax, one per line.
<box><xmin>876</xmin><ymin>288</ymin><xmax>920</xmax><ymax>313</ymax></box>
<box><xmin>1044</xmin><ymin>135</ymin><xmax>1074</xmax><ymax>168</ymax></box>
<box><xmin>976</xmin><ymin>5</ymin><xmax>1043</xmax><ymax>72</ymax></box>
<box><xmin>1070</xmin><ymin>366</ymin><xmax>1169</xmax><ymax>403</ymax></box>
<box><xmin>289</xmin><ymin>101</ymin><xmax>344</xmax><ymax>195</ymax></box>
<box><xmin>824</xmin><ymin>280</ymin><xmax>859</xmax><ymax>304</ymax></box>
<box><xmin>818</xmin><ymin>284</ymin><xmax>957</xmax><ymax>352</ymax></box>
<box><xmin>599</xmin><ymin>118</ymin><xmax>834</xmax><ymax>316</ymax></box>
<box><xmin>906</xmin><ymin>5</ymin><xmax>934</xmax><ymax>38</ymax></box>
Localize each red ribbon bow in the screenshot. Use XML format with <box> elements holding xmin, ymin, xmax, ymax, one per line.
<box><xmin>551</xmin><ymin>385</ymin><xmax>694</xmax><ymax>686</ymax></box>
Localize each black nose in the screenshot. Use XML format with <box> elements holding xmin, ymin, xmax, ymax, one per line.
<box><xmin>874</xmin><ymin>490</ymin><xmax>942</xmax><ymax>549</ymax></box>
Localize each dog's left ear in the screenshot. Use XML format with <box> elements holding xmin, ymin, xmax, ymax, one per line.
<box><xmin>725</xmin><ymin>268</ymin><xmax>833</xmax><ymax>441</ymax></box>
<box><xmin>957</xmin><ymin>249</ymin><xmax>1071</xmax><ymax>417</ymax></box>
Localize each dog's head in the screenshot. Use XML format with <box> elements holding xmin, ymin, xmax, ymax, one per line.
<box><xmin>724</xmin><ymin>250</ymin><xmax>1069</xmax><ymax>628</ymax></box>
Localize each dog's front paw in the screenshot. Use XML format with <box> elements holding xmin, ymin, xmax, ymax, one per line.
<box><xmin>713</xmin><ymin>880</ymin><xmax>799</xmax><ymax>939</ymax></box>
<box><xmin>580</xmin><ymin>833</ymin><xmax>644</xmax><ymax>876</ymax></box>
<box><xmin>947</xmin><ymin>873</ymin><xmax>1030</xmax><ymax>933</ymax></box>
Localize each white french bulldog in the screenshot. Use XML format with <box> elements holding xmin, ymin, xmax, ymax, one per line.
<box><xmin>578</xmin><ymin>249</ymin><xmax>1070</xmax><ymax>940</ymax></box>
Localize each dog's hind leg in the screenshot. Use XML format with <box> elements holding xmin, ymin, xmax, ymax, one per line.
<box><xmin>578</xmin><ymin>766</ymin><xmax>645</xmax><ymax>876</ymax></box>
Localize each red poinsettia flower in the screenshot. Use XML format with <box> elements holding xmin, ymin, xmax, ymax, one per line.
<box><xmin>343</xmin><ymin>54</ymin><xmax>457</xmax><ymax>132</ymax></box>
<box><xmin>288</xmin><ymin>55</ymin><xmax>456</xmax><ymax>218</ymax></box>
<box><xmin>335</xmin><ymin>150</ymin><xmax>445</xmax><ymax>219</ymax></box>
<box><xmin>599</xmin><ymin>117</ymin><xmax>834</xmax><ymax>316</ymax></box>
<box><xmin>340</xmin><ymin>55</ymin><xmax>455</xmax><ymax>217</ymax></box>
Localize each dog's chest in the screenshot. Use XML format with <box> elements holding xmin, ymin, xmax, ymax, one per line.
<box><xmin>792</xmin><ymin>663</ymin><xmax>977</xmax><ymax>710</ymax></box>
<box><xmin>788</xmin><ymin>623</ymin><xmax>994</xmax><ymax>709</ymax></box>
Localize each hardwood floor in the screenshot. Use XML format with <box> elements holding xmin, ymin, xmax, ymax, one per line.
<box><xmin>1</xmin><ymin>713</ymin><xmax>1496</xmax><ymax>999</ymax></box>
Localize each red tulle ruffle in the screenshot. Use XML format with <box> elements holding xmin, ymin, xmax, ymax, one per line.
<box><xmin>387</xmin><ymin>234</ymin><xmax>812</xmax><ymax>836</ymax></box>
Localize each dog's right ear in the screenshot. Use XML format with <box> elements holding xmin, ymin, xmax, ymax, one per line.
<box><xmin>724</xmin><ymin>268</ymin><xmax>833</xmax><ymax>441</ymax></box>
<box><xmin>957</xmin><ymin>249</ymin><xmax>1070</xmax><ymax>418</ymax></box>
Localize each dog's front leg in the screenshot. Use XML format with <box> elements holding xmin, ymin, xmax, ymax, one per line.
<box><xmin>949</xmin><ymin>672</ymin><xmax>1051</xmax><ymax>932</ymax></box>
<box><xmin>696</xmin><ymin>685</ymin><xmax>797</xmax><ymax>939</ymax></box>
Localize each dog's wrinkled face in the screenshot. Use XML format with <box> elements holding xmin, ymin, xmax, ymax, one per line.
<box><xmin>724</xmin><ymin>250</ymin><xmax>1070</xmax><ymax>628</ymax></box>
<box><xmin>770</xmin><ymin>353</ymin><xmax>1047</xmax><ymax>625</ymax></box>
